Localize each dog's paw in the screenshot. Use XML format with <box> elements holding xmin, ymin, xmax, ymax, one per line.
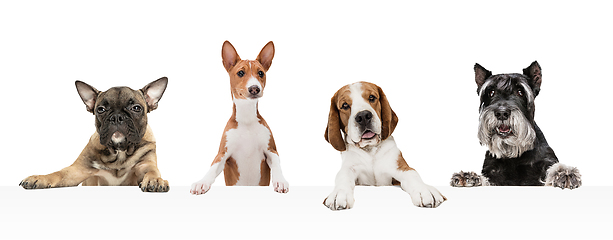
<box><xmin>190</xmin><ymin>181</ymin><xmax>212</xmax><ymax>195</ymax></box>
<box><xmin>450</xmin><ymin>171</ymin><xmax>489</xmax><ymax>187</ymax></box>
<box><xmin>323</xmin><ymin>188</ymin><xmax>355</xmax><ymax>211</ymax></box>
<box><xmin>408</xmin><ymin>185</ymin><xmax>447</xmax><ymax>208</ymax></box>
<box><xmin>272</xmin><ymin>179</ymin><xmax>289</xmax><ymax>193</ymax></box>
<box><xmin>139</xmin><ymin>177</ymin><xmax>169</xmax><ymax>192</ymax></box>
<box><xmin>20</xmin><ymin>175</ymin><xmax>56</xmax><ymax>189</ymax></box>
<box><xmin>545</xmin><ymin>163</ymin><xmax>581</xmax><ymax>189</ymax></box>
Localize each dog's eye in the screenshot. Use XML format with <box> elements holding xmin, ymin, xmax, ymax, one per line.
<box><xmin>258</xmin><ymin>71</ymin><xmax>264</xmax><ymax>78</ymax></box>
<box><xmin>96</xmin><ymin>106</ymin><xmax>106</xmax><ymax>114</ymax></box>
<box><xmin>369</xmin><ymin>95</ymin><xmax>377</xmax><ymax>103</ymax></box>
<box><xmin>517</xmin><ymin>90</ymin><xmax>524</xmax><ymax>97</ymax></box>
<box><xmin>131</xmin><ymin>105</ymin><xmax>142</xmax><ymax>112</ymax></box>
<box><xmin>489</xmin><ymin>90</ymin><xmax>495</xmax><ymax>97</ymax></box>
<box><xmin>341</xmin><ymin>103</ymin><xmax>350</xmax><ymax>110</ymax></box>
<box><xmin>237</xmin><ymin>70</ymin><xmax>245</xmax><ymax>77</ymax></box>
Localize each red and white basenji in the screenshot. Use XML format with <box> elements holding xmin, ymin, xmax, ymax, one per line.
<box><xmin>190</xmin><ymin>41</ymin><xmax>289</xmax><ymax>194</ymax></box>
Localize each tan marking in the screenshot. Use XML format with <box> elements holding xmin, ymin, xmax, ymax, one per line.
<box><xmin>324</xmin><ymin>85</ymin><xmax>352</xmax><ymax>151</ymax></box>
<box><xmin>224</xmin><ymin>157</ymin><xmax>240</xmax><ymax>186</ymax></box>
<box><xmin>359</xmin><ymin>82</ymin><xmax>398</xmax><ymax>140</ymax></box>
<box><xmin>397</xmin><ymin>152</ymin><xmax>414</xmax><ymax>171</ymax></box>
<box><xmin>259</xmin><ymin>159</ymin><xmax>271</xmax><ymax>186</ymax></box>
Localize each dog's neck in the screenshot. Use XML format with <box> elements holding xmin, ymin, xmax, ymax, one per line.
<box><xmin>232</xmin><ymin>97</ymin><xmax>260</xmax><ymax>124</ymax></box>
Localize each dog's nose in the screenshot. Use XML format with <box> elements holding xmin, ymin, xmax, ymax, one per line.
<box><xmin>494</xmin><ymin>108</ymin><xmax>510</xmax><ymax>121</ymax></box>
<box><xmin>248</xmin><ymin>85</ymin><xmax>260</xmax><ymax>96</ymax></box>
<box><xmin>109</xmin><ymin>114</ymin><xmax>125</xmax><ymax>124</ymax></box>
<box><xmin>355</xmin><ymin>111</ymin><xmax>373</xmax><ymax>126</ymax></box>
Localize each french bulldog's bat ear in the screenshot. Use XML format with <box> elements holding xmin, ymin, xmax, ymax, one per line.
<box><xmin>256</xmin><ymin>41</ymin><xmax>275</xmax><ymax>71</ymax></box>
<box><xmin>75</xmin><ymin>81</ymin><xmax>100</xmax><ymax>113</ymax></box>
<box><xmin>141</xmin><ymin>77</ymin><xmax>168</xmax><ymax>112</ymax></box>
<box><xmin>474</xmin><ymin>63</ymin><xmax>492</xmax><ymax>94</ymax></box>
<box><xmin>222</xmin><ymin>41</ymin><xmax>241</xmax><ymax>72</ymax></box>
<box><xmin>523</xmin><ymin>61</ymin><xmax>542</xmax><ymax>96</ymax></box>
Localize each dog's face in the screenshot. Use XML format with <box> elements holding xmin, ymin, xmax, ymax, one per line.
<box><xmin>221</xmin><ymin>41</ymin><xmax>274</xmax><ymax>100</ymax></box>
<box><xmin>475</xmin><ymin>62</ymin><xmax>542</xmax><ymax>158</ymax></box>
<box><xmin>325</xmin><ymin>82</ymin><xmax>398</xmax><ymax>151</ymax></box>
<box><xmin>75</xmin><ymin>77</ymin><xmax>168</xmax><ymax>153</ymax></box>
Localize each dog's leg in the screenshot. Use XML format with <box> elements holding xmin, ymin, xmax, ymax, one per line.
<box><xmin>190</xmin><ymin>152</ymin><xmax>228</xmax><ymax>195</ymax></box>
<box><xmin>450</xmin><ymin>171</ymin><xmax>490</xmax><ymax>187</ymax></box>
<box><xmin>323</xmin><ymin>166</ymin><xmax>357</xmax><ymax>211</ymax></box>
<box><xmin>545</xmin><ymin>163</ymin><xmax>581</xmax><ymax>189</ymax></box>
<box><xmin>20</xmin><ymin>163</ymin><xmax>94</xmax><ymax>189</ymax></box>
<box><xmin>265</xmin><ymin>150</ymin><xmax>289</xmax><ymax>193</ymax></box>
<box><xmin>394</xmin><ymin>170</ymin><xmax>446</xmax><ymax>208</ymax></box>
<box><xmin>134</xmin><ymin>152</ymin><xmax>169</xmax><ymax>193</ymax></box>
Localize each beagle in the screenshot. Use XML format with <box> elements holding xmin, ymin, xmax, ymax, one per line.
<box><xmin>190</xmin><ymin>41</ymin><xmax>289</xmax><ymax>195</ymax></box>
<box><xmin>324</xmin><ymin>82</ymin><xmax>446</xmax><ymax>210</ymax></box>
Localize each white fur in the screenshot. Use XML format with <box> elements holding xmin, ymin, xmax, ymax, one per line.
<box><xmin>346</xmin><ymin>83</ymin><xmax>382</xmax><ymax>145</ymax></box>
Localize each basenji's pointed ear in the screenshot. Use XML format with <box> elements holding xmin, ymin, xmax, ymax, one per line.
<box><xmin>325</xmin><ymin>91</ymin><xmax>346</xmax><ymax>152</ymax></box>
<box><xmin>222</xmin><ymin>41</ymin><xmax>241</xmax><ymax>72</ymax></box>
<box><xmin>474</xmin><ymin>63</ymin><xmax>492</xmax><ymax>94</ymax></box>
<box><xmin>256</xmin><ymin>41</ymin><xmax>275</xmax><ymax>71</ymax></box>
<box><xmin>75</xmin><ymin>81</ymin><xmax>100</xmax><ymax>114</ymax></box>
<box><xmin>141</xmin><ymin>77</ymin><xmax>168</xmax><ymax>112</ymax></box>
<box><xmin>523</xmin><ymin>61</ymin><xmax>542</xmax><ymax>96</ymax></box>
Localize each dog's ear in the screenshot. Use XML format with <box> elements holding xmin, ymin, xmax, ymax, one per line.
<box><xmin>256</xmin><ymin>41</ymin><xmax>275</xmax><ymax>71</ymax></box>
<box><xmin>378</xmin><ymin>85</ymin><xmax>398</xmax><ymax>141</ymax></box>
<box><xmin>324</xmin><ymin>92</ymin><xmax>346</xmax><ymax>152</ymax></box>
<box><xmin>222</xmin><ymin>41</ymin><xmax>241</xmax><ymax>72</ymax></box>
<box><xmin>523</xmin><ymin>61</ymin><xmax>542</xmax><ymax>96</ymax></box>
<box><xmin>75</xmin><ymin>81</ymin><xmax>100</xmax><ymax>114</ymax></box>
<box><xmin>141</xmin><ymin>77</ymin><xmax>168</xmax><ymax>112</ymax></box>
<box><xmin>474</xmin><ymin>63</ymin><xmax>492</xmax><ymax>94</ymax></box>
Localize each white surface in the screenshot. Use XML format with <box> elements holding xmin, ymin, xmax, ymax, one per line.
<box><xmin>1</xmin><ymin>186</ymin><xmax>611</xmax><ymax>240</ymax></box>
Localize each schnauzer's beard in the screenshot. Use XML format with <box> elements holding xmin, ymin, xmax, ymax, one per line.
<box><xmin>478</xmin><ymin>107</ymin><xmax>536</xmax><ymax>158</ymax></box>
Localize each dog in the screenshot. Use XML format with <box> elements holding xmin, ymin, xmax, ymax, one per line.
<box><xmin>190</xmin><ymin>41</ymin><xmax>289</xmax><ymax>195</ymax></box>
<box><xmin>323</xmin><ymin>82</ymin><xmax>446</xmax><ymax>210</ymax></box>
<box><xmin>20</xmin><ymin>77</ymin><xmax>170</xmax><ymax>192</ymax></box>
<box><xmin>451</xmin><ymin>61</ymin><xmax>581</xmax><ymax>189</ymax></box>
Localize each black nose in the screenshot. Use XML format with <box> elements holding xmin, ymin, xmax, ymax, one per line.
<box><xmin>355</xmin><ymin>111</ymin><xmax>373</xmax><ymax>126</ymax></box>
<box><xmin>494</xmin><ymin>107</ymin><xmax>510</xmax><ymax>121</ymax></box>
<box><xmin>109</xmin><ymin>114</ymin><xmax>125</xmax><ymax>124</ymax></box>
<box><xmin>248</xmin><ymin>85</ymin><xmax>260</xmax><ymax>96</ymax></box>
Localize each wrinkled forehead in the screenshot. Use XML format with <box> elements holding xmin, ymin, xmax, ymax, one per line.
<box><xmin>97</xmin><ymin>87</ymin><xmax>145</xmax><ymax>107</ymax></box>
<box><xmin>480</xmin><ymin>74</ymin><xmax>529</xmax><ymax>94</ymax></box>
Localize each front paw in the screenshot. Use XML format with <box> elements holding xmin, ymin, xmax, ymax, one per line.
<box><xmin>450</xmin><ymin>171</ymin><xmax>489</xmax><ymax>187</ymax></box>
<box><xmin>545</xmin><ymin>163</ymin><xmax>581</xmax><ymax>189</ymax></box>
<box><xmin>190</xmin><ymin>180</ymin><xmax>212</xmax><ymax>195</ymax></box>
<box><xmin>408</xmin><ymin>185</ymin><xmax>447</xmax><ymax>208</ymax></box>
<box><xmin>139</xmin><ymin>177</ymin><xmax>169</xmax><ymax>192</ymax></box>
<box><xmin>272</xmin><ymin>178</ymin><xmax>289</xmax><ymax>193</ymax></box>
<box><xmin>20</xmin><ymin>175</ymin><xmax>56</xmax><ymax>189</ymax></box>
<box><xmin>323</xmin><ymin>188</ymin><xmax>355</xmax><ymax>211</ymax></box>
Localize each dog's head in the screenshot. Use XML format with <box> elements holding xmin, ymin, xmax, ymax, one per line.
<box><xmin>75</xmin><ymin>77</ymin><xmax>168</xmax><ymax>153</ymax></box>
<box><xmin>475</xmin><ymin>61</ymin><xmax>542</xmax><ymax>158</ymax></box>
<box><xmin>221</xmin><ymin>41</ymin><xmax>274</xmax><ymax>100</ymax></box>
<box><xmin>325</xmin><ymin>82</ymin><xmax>398</xmax><ymax>151</ymax></box>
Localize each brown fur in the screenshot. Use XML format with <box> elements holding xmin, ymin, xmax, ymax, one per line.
<box><xmin>396</xmin><ymin>152</ymin><xmax>414</xmax><ymax>172</ymax></box>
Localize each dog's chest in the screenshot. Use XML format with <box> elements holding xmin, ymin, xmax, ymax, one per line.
<box><xmin>344</xmin><ymin>139</ymin><xmax>401</xmax><ymax>186</ymax></box>
<box><xmin>92</xmin><ymin>151</ymin><xmax>138</xmax><ymax>185</ymax></box>
<box><xmin>225</xmin><ymin>122</ymin><xmax>271</xmax><ymax>184</ymax></box>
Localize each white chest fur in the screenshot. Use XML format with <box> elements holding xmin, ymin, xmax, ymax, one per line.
<box><xmin>341</xmin><ymin>137</ymin><xmax>401</xmax><ymax>186</ymax></box>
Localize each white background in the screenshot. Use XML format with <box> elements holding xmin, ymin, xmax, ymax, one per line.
<box><xmin>0</xmin><ymin>1</ymin><xmax>612</xmax><ymax>239</ymax></box>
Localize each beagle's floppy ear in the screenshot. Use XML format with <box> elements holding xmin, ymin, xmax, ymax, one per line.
<box><xmin>324</xmin><ymin>92</ymin><xmax>346</xmax><ymax>152</ymax></box>
<box><xmin>378</xmin><ymin>85</ymin><xmax>398</xmax><ymax>141</ymax></box>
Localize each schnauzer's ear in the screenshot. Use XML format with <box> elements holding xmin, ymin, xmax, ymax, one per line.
<box><xmin>523</xmin><ymin>61</ymin><xmax>542</xmax><ymax>96</ymax></box>
<box><xmin>378</xmin><ymin>85</ymin><xmax>399</xmax><ymax>141</ymax></box>
<box><xmin>141</xmin><ymin>77</ymin><xmax>168</xmax><ymax>112</ymax></box>
<box><xmin>222</xmin><ymin>41</ymin><xmax>241</xmax><ymax>72</ymax></box>
<box><xmin>325</xmin><ymin>92</ymin><xmax>346</xmax><ymax>152</ymax></box>
<box><xmin>75</xmin><ymin>81</ymin><xmax>100</xmax><ymax>114</ymax></box>
<box><xmin>256</xmin><ymin>41</ymin><xmax>275</xmax><ymax>72</ymax></box>
<box><xmin>474</xmin><ymin>63</ymin><xmax>492</xmax><ymax>94</ymax></box>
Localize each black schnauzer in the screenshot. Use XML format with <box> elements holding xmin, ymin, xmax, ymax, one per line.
<box><xmin>451</xmin><ymin>61</ymin><xmax>581</xmax><ymax>189</ymax></box>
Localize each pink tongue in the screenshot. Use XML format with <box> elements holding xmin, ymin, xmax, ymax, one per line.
<box><xmin>499</xmin><ymin>125</ymin><xmax>510</xmax><ymax>133</ymax></box>
<box><xmin>362</xmin><ymin>131</ymin><xmax>376</xmax><ymax>139</ymax></box>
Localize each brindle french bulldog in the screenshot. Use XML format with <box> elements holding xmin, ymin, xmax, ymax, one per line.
<box><xmin>20</xmin><ymin>77</ymin><xmax>169</xmax><ymax>192</ymax></box>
